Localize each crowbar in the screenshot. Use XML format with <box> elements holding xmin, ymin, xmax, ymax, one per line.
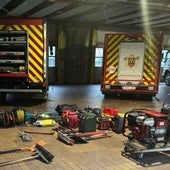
<box><xmin>24</xmin><ymin>130</ymin><xmax>55</xmax><ymax>135</ymax></box>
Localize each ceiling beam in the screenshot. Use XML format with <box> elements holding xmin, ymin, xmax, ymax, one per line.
<box><xmin>0</xmin><ymin>0</ymin><xmax>25</xmax><ymax>15</ymax></box>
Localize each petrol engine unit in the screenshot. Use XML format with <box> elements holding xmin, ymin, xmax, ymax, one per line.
<box><xmin>123</xmin><ymin>109</ymin><xmax>169</xmax><ymax>149</ymax></box>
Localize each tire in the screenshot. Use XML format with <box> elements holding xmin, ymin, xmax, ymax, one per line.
<box><xmin>0</xmin><ymin>93</ymin><xmax>6</xmax><ymax>102</ymax></box>
<box><xmin>112</xmin><ymin>115</ymin><xmax>124</xmax><ymax>134</ymax></box>
<box><xmin>137</xmin><ymin>153</ymin><xmax>143</xmax><ymax>160</ymax></box>
<box><xmin>165</xmin><ymin>72</ymin><xmax>170</xmax><ymax>86</ymax></box>
<box><xmin>124</xmin><ymin>146</ymin><xmax>129</xmax><ymax>152</ymax></box>
<box><xmin>127</xmin><ymin>133</ymin><xmax>134</xmax><ymax>140</ymax></box>
<box><xmin>147</xmin><ymin>139</ymin><xmax>156</xmax><ymax>149</ymax></box>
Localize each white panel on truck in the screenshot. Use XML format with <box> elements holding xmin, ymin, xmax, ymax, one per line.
<box><xmin>118</xmin><ymin>42</ymin><xmax>145</xmax><ymax>85</ymax></box>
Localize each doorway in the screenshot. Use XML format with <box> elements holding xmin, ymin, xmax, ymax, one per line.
<box><xmin>48</xmin><ymin>46</ymin><xmax>57</xmax><ymax>85</ymax></box>
<box><xmin>94</xmin><ymin>47</ymin><xmax>103</xmax><ymax>84</ymax></box>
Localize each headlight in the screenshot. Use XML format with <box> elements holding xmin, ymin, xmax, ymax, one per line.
<box><xmin>105</xmin><ymin>85</ymin><xmax>111</xmax><ymax>89</ymax></box>
<box><xmin>148</xmin><ymin>86</ymin><xmax>154</xmax><ymax>90</ymax></box>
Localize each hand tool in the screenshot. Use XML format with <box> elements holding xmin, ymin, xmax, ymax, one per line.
<box><xmin>0</xmin><ymin>143</ymin><xmax>54</xmax><ymax>167</ymax></box>
<box><xmin>0</xmin><ymin>140</ymin><xmax>46</xmax><ymax>154</ymax></box>
<box><xmin>24</xmin><ymin>129</ymin><xmax>55</xmax><ymax>135</ymax></box>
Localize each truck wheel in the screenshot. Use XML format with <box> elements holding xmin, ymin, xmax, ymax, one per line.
<box><xmin>147</xmin><ymin>140</ymin><xmax>156</xmax><ymax>149</ymax></box>
<box><xmin>127</xmin><ymin>133</ymin><xmax>134</xmax><ymax>140</ymax></box>
<box><xmin>112</xmin><ymin>115</ymin><xmax>124</xmax><ymax>134</ymax></box>
<box><xmin>165</xmin><ymin>72</ymin><xmax>170</xmax><ymax>86</ymax></box>
<box><xmin>124</xmin><ymin>146</ymin><xmax>129</xmax><ymax>152</ymax></box>
<box><xmin>137</xmin><ymin>153</ymin><xmax>143</xmax><ymax>160</ymax></box>
<box><xmin>42</xmin><ymin>92</ymin><xmax>48</xmax><ymax>101</ymax></box>
<box><xmin>0</xmin><ymin>93</ymin><xmax>6</xmax><ymax>102</ymax></box>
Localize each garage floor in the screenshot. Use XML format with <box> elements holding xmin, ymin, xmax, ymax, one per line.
<box><xmin>0</xmin><ymin>83</ymin><xmax>170</xmax><ymax>170</ymax></box>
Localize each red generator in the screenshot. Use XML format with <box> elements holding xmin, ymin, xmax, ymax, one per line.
<box><xmin>123</xmin><ymin>109</ymin><xmax>169</xmax><ymax>149</ymax></box>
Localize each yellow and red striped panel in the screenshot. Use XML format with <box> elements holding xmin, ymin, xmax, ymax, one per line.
<box><xmin>104</xmin><ymin>33</ymin><xmax>161</xmax><ymax>86</ymax></box>
<box><xmin>0</xmin><ymin>20</ymin><xmax>44</xmax><ymax>83</ymax></box>
<box><xmin>142</xmin><ymin>33</ymin><xmax>161</xmax><ymax>85</ymax></box>
<box><xmin>104</xmin><ymin>34</ymin><xmax>126</xmax><ymax>84</ymax></box>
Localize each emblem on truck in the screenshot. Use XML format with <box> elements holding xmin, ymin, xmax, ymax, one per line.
<box><xmin>124</xmin><ymin>54</ymin><xmax>140</xmax><ymax>67</ymax></box>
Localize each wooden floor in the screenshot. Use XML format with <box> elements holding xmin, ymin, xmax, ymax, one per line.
<box><xmin>0</xmin><ymin>84</ymin><xmax>170</xmax><ymax>170</ymax></box>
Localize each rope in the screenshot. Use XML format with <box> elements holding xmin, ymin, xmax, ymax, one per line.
<box><xmin>13</xmin><ymin>108</ymin><xmax>25</xmax><ymax>125</ymax></box>
<box><xmin>0</xmin><ymin>111</ymin><xmax>5</xmax><ymax>127</ymax></box>
<box><xmin>8</xmin><ymin>111</ymin><xmax>15</xmax><ymax>127</ymax></box>
<box><xmin>0</xmin><ymin>111</ymin><xmax>16</xmax><ymax>128</ymax></box>
<box><xmin>0</xmin><ymin>110</ymin><xmax>24</xmax><ymax>127</ymax></box>
<box><xmin>16</xmin><ymin>109</ymin><xmax>25</xmax><ymax>124</ymax></box>
<box><xmin>3</xmin><ymin>111</ymin><xmax>9</xmax><ymax>128</ymax></box>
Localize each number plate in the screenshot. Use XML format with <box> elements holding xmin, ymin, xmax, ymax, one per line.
<box><xmin>122</xmin><ymin>86</ymin><xmax>136</xmax><ymax>90</ymax></box>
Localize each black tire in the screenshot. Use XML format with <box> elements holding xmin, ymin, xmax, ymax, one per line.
<box><xmin>127</xmin><ymin>133</ymin><xmax>134</xmax><ymax>140</ymax></box>
<box><xmin>124</xmin><ymin>146</ymin><xmax>130</xmax><ymax>152</ymax></box>
<box><xmin>112</xmin><ymin>115</ymin><xmax>124</xmax><ymax>134</ymax></box>
<box><xmin>161</xmin><ymin>107</ymin><xmax>170</xmax><ymax>115</ymax></box>
<box><xmin>137</xmin><ymin>153</ymin><xmax>143</xmax><ymax>160</ymax></box>
<box><xmin>147</xmin><ymin>139</ymin><xmax>156</xmax><ymax>149</ymax></box>
<box><xmin>165</xmin><ymin>72</ymin><xmax>170</xmax><ymax>86</ymax></box>
<box><xmin>0</xmin><ymin>93</ymin><xmax>6</xmax><ymax>102</ymax></box>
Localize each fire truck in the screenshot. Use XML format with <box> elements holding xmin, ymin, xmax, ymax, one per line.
<box><xmin>0</xmin><ymin>19</ymin><xmax>48</xmax><ymax>100</ymax></box>
<box><xmin>101</xmin><ymin>33</ymin><xmax>163</xmax><ymax>97</ymax></box>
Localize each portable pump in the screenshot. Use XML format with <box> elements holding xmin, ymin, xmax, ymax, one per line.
<box><xmin>123</xmin><ymin>109</ymin><xmax>169</xmax><ymax>149</ymax></box>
